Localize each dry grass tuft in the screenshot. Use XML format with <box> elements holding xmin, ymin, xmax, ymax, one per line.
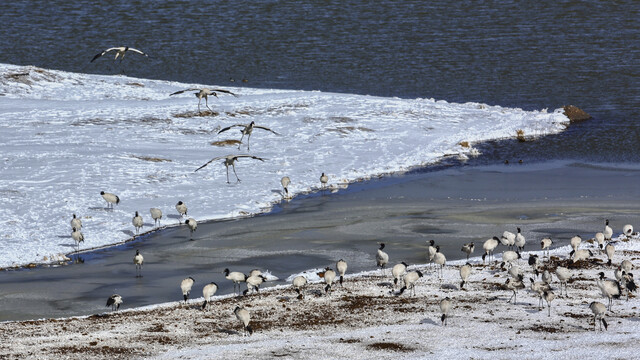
<box><xmin>211</xmin><ymin>139</ymin><xmax>242</xmax><ymax>147</ymax></box>
<box><xmin>173</xmin><ymin>110</ymin><xmax>219</xmax><ymax>118</ymax></box>
<box><xmin>367</xmin><ymin>342</ymin><xmax>414</xmax><ymax>352</ymax></box>
<box><xmin>516</xmin><ymin>129</ymin><xmax>526</xmax><ymax>142</ymax></box>
<box><xmin>459</xmin><ymin>141</ymin><xmax>470</xmax><ymax>148</ymax></box>
<box><xmin>130</xmin><ymin>155</ymin><xmax>172</xmax><ymax>163</ymax></box>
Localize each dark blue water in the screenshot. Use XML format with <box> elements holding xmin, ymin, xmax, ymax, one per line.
<box><xmin>1</xmin><ymin>1</ymin><xmax>638</xmax><ymax>163</ymax></box>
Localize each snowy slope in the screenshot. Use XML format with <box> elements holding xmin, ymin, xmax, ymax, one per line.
<box><xmin>0</xmin><ymin>64</ymin><xmax>570</xmax><ymax>268</ymax></box>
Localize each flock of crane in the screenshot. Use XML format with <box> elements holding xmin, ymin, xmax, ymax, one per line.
<box><xmin>84</xmin><ymin>47</ymin><xmax>637</xmax><ymax>335</ymax></box>
<box><xmin>91</xmin><ymin>207</ymin><xmax>636</xmax><ymax>335</ymax></box>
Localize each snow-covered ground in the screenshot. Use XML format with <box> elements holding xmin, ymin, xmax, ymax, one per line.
<box><xmin>0</xmin><ymin>63</ymin><xmax>570</xmax><ymax>268</ymax></box>
<box><xmin>1</xmin><ymin>232</ymin><xmax>637</xmax><ymax>359</ymax></box>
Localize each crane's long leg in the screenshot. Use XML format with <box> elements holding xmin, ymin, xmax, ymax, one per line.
<box><xmin>197</xmin><ymin>98</ymin><xmax>202</xmax><ymax>114</ymax></box>
<box><xmin>205</xmin><ymin>95</ymin><xmax>212</xmax><ymax>113</ymax></box>
<box><xmin>225</xmin><ymin>164</ymin><xmax>230</xmax><ymax>184</ymax></box>
<box><xmin>247</xmin><ymin>133</ymin><xmax>251</xmax><ymax>151</ymax></box>
<box><xmin>232</xmin><ymin>163</ymin><xmax>241</xmax><ymax>182</ymax></box>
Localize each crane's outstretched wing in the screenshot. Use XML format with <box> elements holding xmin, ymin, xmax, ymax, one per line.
<box><xmin>194</xmin><ymin>155</ymin><xmax>227</xmax><ymax>172</ymax></box>
<box><xmin>236</xmin><ymin>154</ymin><xmax>266</xmax><ymax>161</ymax></box>
<box><xmin>254</xmin><ymin>125</ymin><xmax>279</xmax><ymax>135</ymax></box>
<box><xmin>211</xmin><ymin>89</ymin><xmax>238</xmax><ymax>97</ymax></box>
<box><xmin>170</xmin><ymin>88</ymin><xmax>202</xmax><ymax>96</ymax></box>
<box><xmin>90</xmin><ymin>47</ymin><xmax>119</xmax><ymax>63</ymax></box>
<box><xmin>127</xmin><ymin>48</ymin><xmax>149</xmax><ymax>57</ymax></box>
<box><xmin>218</xmin><ymin>124</ymin><xmax>246</xmax><ymax>134</ymax></box>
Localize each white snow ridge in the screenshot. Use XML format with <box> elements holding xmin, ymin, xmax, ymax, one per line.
<box><xmin>0</xmin><ymin>63</ymin><xmax>570</xmax><ymax>268</ymax></box>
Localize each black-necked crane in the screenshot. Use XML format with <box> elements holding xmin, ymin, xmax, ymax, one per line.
<box><xmin>91</xmin><ymin>46</ymin><xmax>148</xmax><ymax>63</ymax></box>
<box><xmin>134</xmin><ymin>249</ymin><xmax>144</xmax><ymax>278</ymax></box>
<box><xmin>376</xmin><ymin>243</ymin><xmax>389</xmax><ymax>275</ymax></box>
<box><xmin>170</xmin><ymin>88</ymin><xmax>237</xmax><ymax>114</ymax></box>
<box><xmin>218</xmin><ymin>121</ymin><xmax>278</xmax><ymax>151</ymax></box>
<box><xmin>540</xmin><ymin>237</ymin><xmax>552</xmax><ymax>259</ymax></box>
<box><xmin>184</xmin><ymin>218</ymin><xmax>197</xmax><ymax>239</ymax></box>
<box><xmin>529</xmin><ymin>277</ymin><xmax>551</xmax><ymax>310</ymax></box>
<box><xmin>106</xmin><ymin>294</ymin><xmax>122</xmax><ymax>311</ymax></box>
<box><xmin>195</xmin><ymin>154</ymin><xmax>266</xmax><ymax>183</ymax></box>
<box><xmin>505</xmin><ymin>275</ymin><xmax>525</xmax><ymax>305</ymax></box>
<box><xmin>223</xmin><ymin>268</ymin><xmax>247</xmax><ymax>295</ymax></box>
<box><xmin>426</xmin><ymin>240</ymin><xmax>437</xmax><ymax>268</ymax></box>
<box><xmin>621</xmin><ymin>272</ymin><xmax>637</xmax><ymax>300</ymax></box>
<box><xmin>589</xmin><ymin>301</ymin><xmax>608</xmax><ymax>331</ymax></box>
<box><xmin>570</xmin><ymin>235</ymin><xmax>582</xmax><ymax>253</ymax></box>
<box><xmin>623</xmin><ymin>224</ymin><xmax>634</xmax><ymax>238</ymax></box>
<box><xmin>541</xmin><ymin>269</ymin><xmax>552</xmax><ymax>285</ymax></box>
<box><xmin>248</xmin><ymin>269</ymin><xmax>262</xmax><ymax>278</ymax></box>
<box><xmin>323</xmin><ymin>268</ymin><xmax>337</xmax><ymax>295</ymax></box>
<box><xmin>336</xmin><ymin>259</ymin><xmax>348</xmax><ymax>286</ymax></box>
<box><xmin>596</xmin><ymin>272</ymin><xmax>621</xmax><ymax>311</ymax></box>
<box><xmin>528</xmin><ymin>254</ymin><xmax>541</xmax><ymax>277</ymax></box>
<box><xmin>71</xmin><ymin>227</ymin><xmax>84</xmax><ymax>252</ymax></box>
<box><xmin>502</xmin><ymin>230</ymin><xmax>516</xmax><ymax>250</ymax></box>
<box><xmin>605</xmin><ymin>243</ymin><xmax>615</xmax><ymax>266</ymax></box>
<box><xmin>506</xmin><ymin>262</ymin><xmax>522</xmax><ymax>280</ymax></box>
<box><xmin>570</xmin><ymin>249</ymin><xmax>593</xmax><ymax>263</ymax></box>
<box><xmin>555</xmin><ymin>266</ymin><xmax>571</xmax><ymax>296</ymax></box>
<box><xmin>398</xmin><ymin>270</ymin><xmax>423</xmax><ymax>296</ymax></box>
<box><xmin>482</xmin><ymin>237</ymin><xmax>499</xmax><ymax>264</ymax></box>
<box><xmin>150</xmin><ymin>208</ymin><xmax>162</xmax><ymax>227</ymax></box>
<box><xmin>281</xmin><ymin>176</ymin><xmax>291</xmax><ymax>198</ymax></box>
<box><xmin>615</xmin><ymin>266</ymin><xmax>624</xmax><ymax>282</ymax></box>
<box><xmin>500</xmin><ymin>250</ymin><xmax>521</xmax><ymax>267</ymax></box>
<box><xmin>440</xmin><ymin>297</ymin><xmax>452</xmax><ymax>326</ymax></box>
<box><xmin>392</xmin><ymin>262</ymin><xmax>408</xmax><ymax>288</ymax></box>
<box><xmin>292</xmin><ymin>275</ymin><xmax>308</xmax><ymax>300</ymax></box>
<box><xmin>515</xmin><ymin>228</ymin><xmax>526</xmax><ymax>252</ymax></box>
<box><xmin>202</xmin><ymin>282</ymin><xmax>218</xmax><ymax>311</ymax></box>
<box><xmin>604</xmin><ymin>219</ymin><xmax>613</xmax><ymax>241</ymax></box>
<box><xmin>461</xmin><ymin>242</ymin><xmax>474</xmax><ymax>260</ymax></box>
<box><xmin>542</xmin><ymin>290</ymin><xmax>556</xmax><ymax>317</ymax></box>
<box><xmin>320</xmin><ymin>173</ymin><xmax>329</xmax><ymax>189</ymax></box>
<box><xmin>433</xmin><ymin>246</ymin><xmax>446</xmax><ymax>279</ymax></box>
<box><xmin>234</xmin><ymin>306</ymin><xmax>253</xmax><ymax>336</ymax></box>
<box><xmin>244</xmin><ymin>274</ymin><xmax>267</xmax><ymax>295</ymax></box>
<box><xmin>621</xmin><ymin>259</ymin><xmax>633</xmax><ymax>273</ymax></box>
<box><xmin>100</xmin><ymin>191</ymin><xmax>120</xmax><ymax>209</ymax></box>
<box><xmin>459</xmin><ymin>263</ymin><xmax>472</xmax><ymax>289</ymax></box>
<box><xmin>181</xmin><ymin>277</ymin><xmax>195</xmax><ymax>303</ymax></box>
<box><xmin>175</xmin><ymin>201</ymin><xmax>188</xmax><ymax>218</ymax></box>
<box><xmin>595</xmin><ymin>232</ymin><xmax>605</xmax><ymax>252</ymax></box>
<box><xmin>132</xmin><ymin>211</ymin><xmax>143</xmax><ymax>235</ymax></box>
<box><xmin>70</xmin><ymin>214</ymin><xmax>82</xmax><ymax>231</ymax></box>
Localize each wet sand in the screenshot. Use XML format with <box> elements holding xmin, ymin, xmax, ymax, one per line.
<box><xmin>0</xmin><ymin>161</ymin><xmax>639</xmax><ymax>321</ymax></box>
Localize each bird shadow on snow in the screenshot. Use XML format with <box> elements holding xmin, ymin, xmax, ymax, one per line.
<box><xmin>88</xmin><ymin>206</ymin><xmax>115</xmax><ymax>211</ymax></box>
<box><xmin>440</xmin><ymin>283</ymin><xmax>458</xmax><ymax>290</ymax></box>
<box><xmin>271</xmin><ymin>189</ymin><xmax>285</xmax><ymax>197</ymax></box>
<box><xmin>167</xmin><ymin>214</ymin><xmax>182</xmax><ymax>220</ymax></box>
<box><xmin>377</xmin><ymin>281</ymin><xmax>394</xmax><ymax>288</ymax></box>
<box><xmin>121</xmin><ymin>230</ymin><xmax>135</xmax><ymax>237</ymax></box>
<box><xmin>216</xmin><ymin>328</ymin><xmax>241</xmax><ymax>336</ymax></box>
<box><xmin>419</xmin><ymin>318</ymin><xmax>439</xmax><ymax>326</ymax></box>
<box><xmin>57</xmin><ymin>235</ymin><xmax>72</xmax><ymax>239</ymax></box>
